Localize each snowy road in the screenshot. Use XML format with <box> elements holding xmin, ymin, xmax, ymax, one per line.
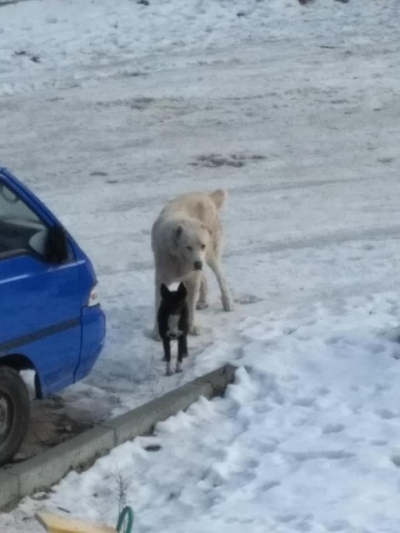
<box><xmin>3</xmin><ymin>36</ymin><xmax>400</xmax><ymax>435</ymax></box>
<box><xmin>1</xmin><ymin>0</ymin><xmax>400</xmax><ymax>530</ymax></box>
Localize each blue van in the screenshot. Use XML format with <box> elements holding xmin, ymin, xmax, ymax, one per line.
<box><xmin>0</xmin><ymin>166</ymin><xmax>106</xmax><ymax>464</ymax></box>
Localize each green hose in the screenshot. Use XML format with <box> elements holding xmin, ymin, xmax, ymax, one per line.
<box><xmin>116</xmin><ymin>506</ymin><xmax>135</xmax><ymax>533</ymax></box>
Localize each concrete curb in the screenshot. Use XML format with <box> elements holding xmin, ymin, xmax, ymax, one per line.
<box><xmin>0</xmin><ymin>364</ymin><xmax>236</xmax><ymax>509</ymax></box>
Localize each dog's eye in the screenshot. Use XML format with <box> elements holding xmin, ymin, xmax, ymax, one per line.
<box><xmin>200</xmin><ymin>244</ymin><xmax>206</xmax><ymax>250</ymax></box>
<box><xmin>186</xmin><ymin>246</ymin><xmax>193</xmax><ymax>251</ymax></box>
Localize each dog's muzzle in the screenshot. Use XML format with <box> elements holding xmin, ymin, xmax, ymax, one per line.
<box><xmin>194</xmin><ymin>261</ymin><xmax>203</xmax><ymax>271</ymax></box>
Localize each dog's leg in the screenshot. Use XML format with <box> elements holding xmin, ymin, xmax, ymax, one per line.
<box><xmin>185</xmin><ymin>274</ymin><xmax>202</xmax><ymax>335</ymax></box>
<box><xmin>196</xmin><ymin>273</ymin><xmax>208</xmax><ymax>310</ymax></box>
<box><xmin>178</xmin><ymin>335</ymin><xmax>188</xmax><ymax>368</ymax></box>
<box><xmin>152</xmin><ymin>275</ymin><xmax>162</xmax><ymax>341</ymax></box>
<box><xmin>163</xmin><ymin>338</ymin><xmax>172</xmax><ymax>376</ymax></box>
<box><xmin>182</xmin><ymin>334</ymin><xmax>189</xmax><ymax>358</ymax></box>
<box><xmin>208</xmin><ymin>258</ymin><xmax>233</xmax><ymax>312</ymax></box>
<box><xmin>176</xmin><ymin>336</ymin><xmax>187</xmax><ymax>373</ymax></box>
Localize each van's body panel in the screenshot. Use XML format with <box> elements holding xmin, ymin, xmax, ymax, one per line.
<box><xmin>0</xmin><ymin>166</ymin><xmax>105</xmax><ymax>398</ymax></box>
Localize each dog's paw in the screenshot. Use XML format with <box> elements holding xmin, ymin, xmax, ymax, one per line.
<box><xmin>166</xmin><ymin>364</ymin><xmax>172</xmax><ymax>376</ymax></box>
<box><xmin>222</xmin><ymin>296</ymin><xmax>234</xmax><ymax>312</ymax></box>
<box><xmin>175</xmin><ymin>363</ymin><xmax>183</xmax><ymax>373</ymax></box>
<box><xmin>189</xmin><ymin>325</ymin><xmax>201</xmax><ymax>336</ymax></box>
<box><xmin>196</xmin><ymin>301</ymin><xmax>208</xmax><ymax>310</ymax></box>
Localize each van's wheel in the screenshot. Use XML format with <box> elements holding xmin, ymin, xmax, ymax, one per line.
<box><xmin>0</xmin><ymin>367</ymin><xmax>30</xmax><ymax>465</ymax></box>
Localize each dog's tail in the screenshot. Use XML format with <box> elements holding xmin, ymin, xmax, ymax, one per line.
<box><xmin>209</xmin><ymin>189</ymin><xmax>227</xmax><ymax>210</ymax></box>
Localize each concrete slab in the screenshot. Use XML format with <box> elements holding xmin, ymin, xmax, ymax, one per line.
<box><xmin>105</xmin><ymin>381</ymin><xmax>211</xmax><ymax>445</ymax></box>
<box><xmin>8</xmin><ymin>427</ymin><xmax>115</xmax><ymax>497</ymax></box>
<box><xmin>105</xmin><ymin>364</ymin><xmax>236</xmax><ymax>445</ymax></box>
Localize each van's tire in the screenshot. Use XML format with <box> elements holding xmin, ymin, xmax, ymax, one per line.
<box><xmin>0</xmin><ymin>367</ymin><xmax>30</xmax><ymax>465</ymax></box>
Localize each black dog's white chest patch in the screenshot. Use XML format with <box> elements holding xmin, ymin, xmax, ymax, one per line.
<box><xmin>167</xmin><ymin>315</ymin><xmax>183</xmax><ymax>338</ymax></box>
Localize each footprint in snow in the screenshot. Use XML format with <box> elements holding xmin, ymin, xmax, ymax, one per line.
<box><xmin>391</xmin><ymin>455</ymin><xmax>400</xmax><ymax>468</ymax></box>
<box><xmin>293</xmin><ymin>450</ymin><xmax>354</xmax><ymax>462</ymax></box>
<box><xmin>370</xmin><ymin>439</ymin><xmax>387</xmax><ymax>447</ymax></box>
<box><xmin>259</xmin><ymin>480</ymin><xmax>280</xmax><ymax>492</ymax></box>
<box><xmin>322</xmin><ymin>423</ymin><xmax>345</xmax><ymax>435</ymax></box>
<box><xmin>293</xmin><ymin>397</ymin><xmax>315</xmax><ymax>407</ymax></box>
<box><xmin>234</xmin><ymin>293</ymin><xmax>263</xmax><ymax>305</ymax></box>
<box><xmin>378</xmin><ymin>409</ymin><xmax>397</xmax><ymax>420</ymax></box>
<box><xmin>325</xmin><ymin>520</ymin><xmax>351</xmax><ymax>532</ymax></box>
<box><xmin>276</xmin><ymin>514</ymin><xmax>297</xmax><ymax>524</ymax></box>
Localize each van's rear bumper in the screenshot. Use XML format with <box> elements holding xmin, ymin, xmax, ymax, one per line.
<box><xmin>74</xmin><ymin>305</ymin><xmax>106</xmax><ymax>383</ymax></box>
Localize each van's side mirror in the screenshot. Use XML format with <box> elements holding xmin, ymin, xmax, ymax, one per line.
<box><xmin>46</xmin><ymin>226</ymin><xmax>69</xmax><ymax>264</ymax></box>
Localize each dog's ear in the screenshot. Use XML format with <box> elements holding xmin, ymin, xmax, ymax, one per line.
<box><xmin>160</xmin><ymin>284</ymin><xmax>170</xmax><ymax>300</ymax></box>
<box><xmin>174</xmin><ymin>224</ymin><xmax>183</xmax><ymax>243</ymax></box>
<box><xmin>177</xmin><ymin>282</ymin><xmax>187</xmax><ymax>299</ymax></box>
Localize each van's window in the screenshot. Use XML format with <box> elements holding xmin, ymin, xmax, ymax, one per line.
<box><xmin>0</xmin><ymin>182</ymin><xmax>48</xmax><ymax>258</ymax></box>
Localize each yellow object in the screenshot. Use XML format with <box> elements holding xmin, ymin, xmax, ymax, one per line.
<box><xmin>35</xmin><ymin>512</ymin><xmax>117</xmax><ymax>533</ymax></box>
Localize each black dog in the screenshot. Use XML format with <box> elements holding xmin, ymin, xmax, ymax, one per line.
<box><xmin>158</xmin><ymin>283</ymin><xmax>189</xmax><ymax>376</ymax></box>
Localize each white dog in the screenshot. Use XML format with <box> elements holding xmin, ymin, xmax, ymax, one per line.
<box><xmin>151</xmin><ymin>189</ymin><xmax>233</xmax><ymax>339</ymax></box>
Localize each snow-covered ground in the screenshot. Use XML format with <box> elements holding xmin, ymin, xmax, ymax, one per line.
<box><xmin>6</xmin><ymin>301</ymin><xmax>400</xmax><ymax>532</ymax></box>
<box><xmin>1</xmin><ymin>0</ymin><xmax>400</xmax><ymax>531</ymax></box>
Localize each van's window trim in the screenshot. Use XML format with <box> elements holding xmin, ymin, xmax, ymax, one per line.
<box><xmin>0</xmin><ymin>177</ymin><xmax>75</xmax><ymax>265</ymax></box>
<box><xmin>0</xmin><ymin>243</ymin><xmax>75</xmax><ymax>265</ymax></box>
<box><xmin>0</xmin><ymin>178</ymin><xmax>50</xmax><ymax>261</ymax></box>
<box><xmin>0</xmin><ymin>176</ymin><xmax>52</xmax><ymax>229</ymax></box>
<box><xmin>0</xmin><ymin>249</ymin><xmax>29</xmax><ymax>261</ymax></box>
